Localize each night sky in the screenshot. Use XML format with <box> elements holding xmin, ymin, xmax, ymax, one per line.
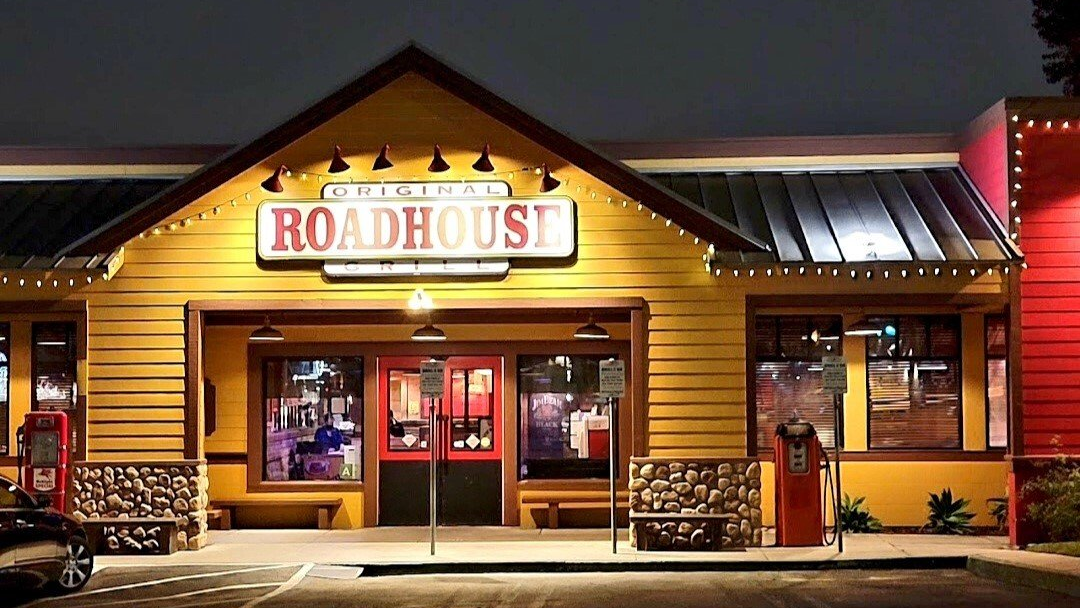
<box><xmin>0</xmin><ymin>1</ymin><xmax>1057</xmax><ymax>147</ymax></box>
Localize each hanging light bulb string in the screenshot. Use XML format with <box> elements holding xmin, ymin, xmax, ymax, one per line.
<box><xmin>1008</xmin><ymin>113</ymin><xmax>1078</xmax><ymax>244</ymax></box>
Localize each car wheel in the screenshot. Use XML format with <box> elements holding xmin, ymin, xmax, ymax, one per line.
<box><xmin>49</xmin><ymin>536</ymin><xmax>93</xmax><ymax>594</ymax></box>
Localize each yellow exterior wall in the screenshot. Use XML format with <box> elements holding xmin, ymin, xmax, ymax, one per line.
<box><xmin>0</xmin><ymin>72</ymin><xmax>1010</xmax><ymax>528</ymax></box>
<box><xmin>758</xmin><ymin>461</ymin><xmax>1008</xmax><ymax>528</ymax></box>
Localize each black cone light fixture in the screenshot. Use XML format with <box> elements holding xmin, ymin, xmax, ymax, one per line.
<box><xmin>249</xmin><ymin>315</ymin><xmax>284</xmax><ymax>342</ymax></box>
<box><xmin>411</xmin><ymin>323</ymin><xmax>447</xmax><ymax>342</ymax></box>
<box><xmin>328</xmin><ymin>145</ymin><xmax>350</xmax><ymax>173</ymax></box>
<box><xmin>472</xmin><ymin>144</ymin><xmax>495</xmax><ymax>172</ymax></box>
<box><xmin>573</xmin><ymin>315</ymin><xmax>610</xmax><ymax>340</ymax></box>
<box><xmin>539</xmin><ymin>163</ymin><xmax>561</xmax><ymax>192</ymax></box>
<box><xmin>260</xmin><ymin>165</ymin><xmax>288</xmax><ymax>193</ymax></box>
<box><xmin>372</xmin><ymin>144</ymin><xmax>393</xmax><ymax>171</ymax></box>
<box><xmin>428</xmin><ymin>144</ymin><xmax>451</xmax><ymax>173</ymax></box>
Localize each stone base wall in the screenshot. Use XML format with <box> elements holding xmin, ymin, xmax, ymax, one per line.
<box><xmin>72</xmin><ymin>460</ymin><xmax>209</xmax><ymax>551</ymax></box>
<box><xmin>629</xmin><ymin>457</ymin><xmax>762</xmax><ymax>550</ymax></box>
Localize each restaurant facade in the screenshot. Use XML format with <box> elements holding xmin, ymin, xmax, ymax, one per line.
<box><xmin>0</xmin><ymin>46</ymin><xmax>1057</xmax><ymax>551</ymax></box>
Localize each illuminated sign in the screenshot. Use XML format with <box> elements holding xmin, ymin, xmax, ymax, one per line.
<box><xmin>256</xmin><ymin>181</ymin><xmax>576</xmax><ymax>277</ymax></box>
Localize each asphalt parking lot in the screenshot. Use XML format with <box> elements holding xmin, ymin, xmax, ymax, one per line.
<box><xmin>9</xmin><ymin>566</ymin><xmax>1076</xmax><ymax>608</ymax></box>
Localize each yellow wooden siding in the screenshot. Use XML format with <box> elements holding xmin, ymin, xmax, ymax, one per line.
<box><xmin>0</xmin><ymin>72</ymin><xmax>1006</xmax><ymax>463</ymax></box>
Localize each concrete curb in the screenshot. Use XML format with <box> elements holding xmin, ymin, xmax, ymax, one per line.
<box><xmin>347</xmin><ymin>556</ymin><xmax>967</xmax><ymax>577</ymax></box>
<box><xmin>968</xmin><ymin>554</ymin><xmax>1080</xmax><ymax>598</ymax></box>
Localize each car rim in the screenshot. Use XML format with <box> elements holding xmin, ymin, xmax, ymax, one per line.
<box><xmin>60</xmin><ymin>542</ymin><xmax>90</xmax><ymax>589</ymax></box>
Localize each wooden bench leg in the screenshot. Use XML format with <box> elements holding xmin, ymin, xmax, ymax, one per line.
<box><xmin>547</xmin><ymin>503</ymin><xmax>559</xmax><ymax>529</ymax></box>
<box><xmin>318</xmin><ymin>506</ymin><xmax>331</xmax><ymax>530</ymax></box>
<box><xmin>220</xmin><ymin>508</ymin><xmax>233</xmax><ymax>531</ymax></box>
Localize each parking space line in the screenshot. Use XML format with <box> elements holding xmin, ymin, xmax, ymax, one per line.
<box><xmin>30</xmin><ymin>563</ymin><xmax>297</xmax><ymax>604</ymax></box>
<box><xmin>80</xmin><ymin>582</ymin><xmax>284</xmax><ymax>607</ymax></box>
<box><xmin>239</xmin><ymin>562</ymin><xmax>314</xmax><ymax>608</ymax></box>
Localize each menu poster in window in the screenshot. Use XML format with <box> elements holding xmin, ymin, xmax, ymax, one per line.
<box><xmin>527</xmin><ymin>393</ymin><xmax>567</xmax><ymax>459</ymax></box>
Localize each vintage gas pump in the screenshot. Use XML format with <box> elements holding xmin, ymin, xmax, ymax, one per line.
<box><xmin>16</xmin><ymin>410</ymin><xmax>70</xmax><ymax>510</ymax></box>
<box><xmin>773</xmin><ymin>418</ymin><xmax>836</xmax><ymax>547</ymax></box>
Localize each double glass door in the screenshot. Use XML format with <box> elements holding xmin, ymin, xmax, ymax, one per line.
<box><xmin>377</xmin><ymin>356</ymin><xmax>503</xmax><ymax>525</ymax></box>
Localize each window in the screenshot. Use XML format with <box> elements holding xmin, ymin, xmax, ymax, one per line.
<box><xmin>754</xmin><ymin>315</ymin><xmax>843</xmax><ymax>451</ymax></box>
<box><xmin>0</xmin><ymin>323</ymin><xmax>8</xmax><ymax>455</ymax></box>
<box><xmin>518</xmin><ymin>354</ymin><xmax>615</xmax><ymax>479</ymax></box>
<box><xmin>32</xmin><ymin>322</ymin><xmax>77</xmax><ymax>411</ymax></box>
<box><xmin>986</xmin><ymin>315</ymin><xmax>1008</xmax><ymax>449</ymax></box>
<box><xmin>263</xmin><ymin>356</ymin><xmax>363</xmax><ymax>482</ymax></box>
<box><xmin>866</xmin><ymin>316</ymin><xmax>961</xmax><ymax>449</ymax></box>
<box><xmin>0</xmin><ymin>482</ymin><xmax>35</xmax><ymax>509</ymax></box>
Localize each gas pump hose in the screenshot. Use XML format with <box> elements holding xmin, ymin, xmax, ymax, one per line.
<box><xmin>820</xmin><ymin>448</ymin><xmax>839</xmax><ymax>546</ymax></box>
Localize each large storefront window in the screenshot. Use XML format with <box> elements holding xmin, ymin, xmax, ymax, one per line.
<box><xmin>986</xmin><ymin>315</ymin><xmax>1008</xmax><ymax>449</ymax></box>
<box><xmin>263</xmin><ymin>356</ymin><xmax>363</xmax><ymax>482</ymax></box>
<box><xmin>32</xmin><ymin>322</ymin><xmax>77</xmax><ymax>411</ymax></box>
<box><xmin>754</xmin><ymin>315</ymin><xmax>843</xmax><ymax>451</ymax></box>
<box><xmin>518</xmin><ymin>354</ymin><xmax>615</xmax><ymax>479</ymax></box>
<box><xmin>867</xmin><ymin>316</ymin><xmax>961</xmax><ymax>449</ymax></box>
<box><xmin>0</xmin><ymin>323</ymin><xmax>8</xmax><ymax>455</ymax></box>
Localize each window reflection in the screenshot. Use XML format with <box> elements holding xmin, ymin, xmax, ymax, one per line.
<box><xmin>518</xmin><ymin>355</ymin><xmax>614</xmax><ymax>479</ymax></box>
<box><xmin>264</xmin><ymin>357</ymin><xmax>363</xmax><ymax>482</ymax></box>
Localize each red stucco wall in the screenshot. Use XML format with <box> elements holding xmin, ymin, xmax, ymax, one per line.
<box><xmin>959</xmin><ymin>122</ymin><xmax>1009</xmax><ymax>224</ymax></box>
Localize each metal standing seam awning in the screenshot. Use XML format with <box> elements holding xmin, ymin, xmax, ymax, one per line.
<box><xmin>0</xmin><ymin>178</ymin><xmax>179</xmax><ymax>273</ymax></box>
<box><xmin>649</xmin><ymin>168</ymin><xmax>1022</xmax><ymax>268</ymax></box>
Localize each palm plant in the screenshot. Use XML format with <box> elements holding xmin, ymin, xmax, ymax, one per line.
<box><xmin>925</xmin><ymin>488</ymin><xmax>975</xmax><ymax>534</ymax></box>
<box><xmin>840</xmin><ymin>494</ymin><xmax>883</xmax><ymax>533</ymax></box>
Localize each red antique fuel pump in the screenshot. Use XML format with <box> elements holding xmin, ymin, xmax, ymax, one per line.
<box><xmin>16</xmin><ymin>410</ymin><xmax>70</xmax><ymax>510</ymax></box>
<box><xmin>773</xmin><ymin>418</ymin><xmax>835</xmax><ymax>547</ymax></box>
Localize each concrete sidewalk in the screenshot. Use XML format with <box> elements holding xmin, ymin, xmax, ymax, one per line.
<box><xmin>96</xmin><ymin>528</ymin><xmax>1009</xmax><ymax>572</ymax></box>
<box><xmin>969</xmin><ymin>550</ymin><xmax>1080</xmax><ymax>598</ymax></box>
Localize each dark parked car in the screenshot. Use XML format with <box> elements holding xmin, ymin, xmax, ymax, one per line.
<box><xmin>0</xmin><ymin>476</ymin><xmax>93</xmax><ymax>594</ymax></box>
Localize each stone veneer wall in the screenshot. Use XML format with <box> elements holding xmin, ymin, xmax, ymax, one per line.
<box><xmin>72</xmin><ymin>460</ymin><xmax>209</xmax><ymax>551</ymax></box>
<box><xmin>628</xmin><ymin>457</ymin><xmax>762</xmax><ymax>550</ymax></box>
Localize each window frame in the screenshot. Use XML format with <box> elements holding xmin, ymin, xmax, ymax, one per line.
<box><xmin>985</xmin><ymin>313</ymin><xmax>1009</xmax><ymax>450</ymax></box>
<box><xmin>516</xmin><ymin>352</ymin><xmax>621</xmax><ymax>481</ymax></box>
<box><xmin>247</xmin><ymin>342</ymin><xmax>372</xmax><ymax>493</ymax></box>
<box><xmin>751</xmin><ymin>314</ymin><xmax>844</xmax><ymax>454</ymax></box>
<box><xmin>30</xmin><ymin>321</ymin><xmax>78</xmax><ymax>413</ymax></box>
<box><xmin>260</xmin><ymin>354</ymin><xmax>365</xmax><ymax>484</ymax></box>
<box><xmin>864</xmin><ymin>315</ymin><xmax>963</xmax><ymax>451</ymax></box>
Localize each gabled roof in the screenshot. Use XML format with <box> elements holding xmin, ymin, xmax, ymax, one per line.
<box><xmin>62</xmin><ymin>44</ymin><xmax>769</xmax><ymax>257</ymax></box>
<box><xmin>651</xmin><ymin>168</ymin><xmax>1021</xmax><ymax>265</ymax></box>
<box><xmin>0</xmin><ymin>178</ymin><xmax>178</xmax><ymax>270</ymax></box>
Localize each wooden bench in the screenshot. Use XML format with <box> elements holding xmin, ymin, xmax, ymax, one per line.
<box><xmin>629</xmin><ymin>512</ymin><xmax>739</xmax><ymax>551</ymax></box>
<box><xmin>521</xmin><ymin>492</ymin><xmax>629</xmax><ymax>529</ymax></box>
<box><xmin>210</xmin><ymin>498</ymin><xmax>343</xmax><ymax>530</ymax></box>
<box><xmin>82</xmin><ymin>517</ymin><xmax>183</xmax><ymax>555</ymax></box>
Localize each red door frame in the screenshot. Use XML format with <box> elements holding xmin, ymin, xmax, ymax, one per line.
<box><xmin>377</xmin><ymin>355</ymin><xmax>503</xmax><ymax>463</ymax></box>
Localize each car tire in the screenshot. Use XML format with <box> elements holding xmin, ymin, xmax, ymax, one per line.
<box><xmin>48</xmin><ymin>535</ymin><xmax>93</xmax><ymax>594</ymax></box>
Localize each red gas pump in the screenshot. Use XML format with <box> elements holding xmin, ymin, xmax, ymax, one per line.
<box><xmin>16</xmin><ymin>410</ymin><xmax>70</xmax><ymax>511</ymax></box>
<box><xmin>773</xmin><ymin>418</ymin><xmax>827</xmax><ymax>547</ymax></box>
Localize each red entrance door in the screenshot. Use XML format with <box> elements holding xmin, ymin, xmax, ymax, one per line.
<box><xmin>377</xmin><ymin>356</ymin><xmax>503</xmax><ymax>525</ymax></box>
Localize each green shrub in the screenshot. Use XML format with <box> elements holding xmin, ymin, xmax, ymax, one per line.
<box><xmin>840</xmin><ymin>494</ymin><xmax>883</xmax><ymax>533</ymax></box>
<box><xmin>925</xmin><ymin>488</ymin><xmax>975</xmax><ymax>534</ymax></box>
<box><xmin>1021</xmin><ymin>458</ymin><xmax>1080</xmax><ymax>543</ymax></box>
<box><xmin>986</xmin><ymin>498</ymin><xmax>1009</xmax><ymax>531</ymax></box>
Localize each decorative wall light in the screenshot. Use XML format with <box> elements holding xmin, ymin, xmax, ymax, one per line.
<box><xmin>260</xmin><ymin>165</ymin><xmax>288</xmax><ymax>193</ymax></box>
<box><xmin>539</xmin><ymin>163</ymin><xmax>561</xmax><ymax>193</ymax></box>
<box><xmin>327</xmin><ymin>145</ymin><xmax>351</xmax><ymax>174</ymax></box>
<box><xmin>472</xmin><ymin>144</ymin><xmax>495</xmax><ymax>172</ymax></box>
<box><xmin>372</xmin><ymin>143</ymin><xmax>393</xmax><ymax>171</ymax></box>
<box><xmin>249</xmin><ymin>315</ymin><xmax>285</xmax><ymax>342</ymax></box>
<box><xmin>427</xmin><ymin>144</ymin><xmax>451</xmax><ymax>173</ymax></box>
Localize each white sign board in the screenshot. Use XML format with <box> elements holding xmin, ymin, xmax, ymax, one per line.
<box><xmin>420</xmin><ymin>360</ymin><xmax>446</xmax><ymax>398</ymax></box>
<box><xmin>32</xmin><ymin>468</ymin><xmax>56</xmax><ymax>492</ymax></box>
<box><xmin>821</xmin><ymin>356</ymin><xmax>848</xmax><ymax>394</ymax></box>
<box><xmin>598</xmin><ymin>359</ymin><xmax>626</xmax><ymax>399</ymax></box>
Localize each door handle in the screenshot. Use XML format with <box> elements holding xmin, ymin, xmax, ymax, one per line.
<box><xmin>14</xmin><ymin>519</ymin><xmax>29</xmax><ymax>528</ymax></box>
